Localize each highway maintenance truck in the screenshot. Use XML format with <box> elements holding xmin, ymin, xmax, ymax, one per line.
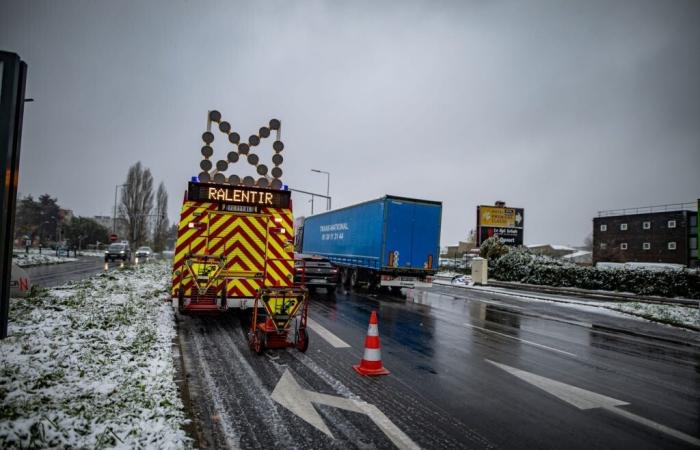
<box><xmin>172</xmin><ymin>111</ymin><xmax>308</xmax><ymax>353</ymax></box>
<box><xmin>297</xmin><ymin>195</ymin><xmax>442</xmax><ymax>292</ymax></box>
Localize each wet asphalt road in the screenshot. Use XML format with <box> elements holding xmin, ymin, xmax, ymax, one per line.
<box><xmin>23</xmin><ymin>256</ymin><xmax>108</xmax><ymax>287</ymax></box>
<box><xmin>176</xmin><ymin>283</ymin><xmax>700</xmax><ymax>450</ymax></box>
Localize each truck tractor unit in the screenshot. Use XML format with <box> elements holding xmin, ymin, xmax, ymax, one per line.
<box><xmin>297</xmin><ymin>195</ymin><xmax>442</xmax><ymax>292</ymax></box>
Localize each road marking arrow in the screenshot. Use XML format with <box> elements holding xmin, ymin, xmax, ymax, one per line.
<box><xmin>271</xmin><ymin>369</ymin><xmax>420</xmax><ymax>449</ymax></box>
<box><xmin>487</xmin><ymin>360</ymin><xmax>700</xmax><ymax>447</ymax></box>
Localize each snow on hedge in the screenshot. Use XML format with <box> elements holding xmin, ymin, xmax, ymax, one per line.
<box><xmin>12</xmin><ymin>251</ymin><xmax>78</xmax><ymax>268</ymax></box>
<box><xmin>0</xmin><ymin>262</ymin><xmax>189</xmax><ymax>449</ymax></box>
<box><xmin>491</xmin><ymin>248</ymin><xmax>700</xmax><ymax>299</ymax></box>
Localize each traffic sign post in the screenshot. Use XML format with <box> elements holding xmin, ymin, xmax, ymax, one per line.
<box><xmin>0</xmin><ymin>51</ymin><xmax>28</xmax><ymax>339</ymax></box>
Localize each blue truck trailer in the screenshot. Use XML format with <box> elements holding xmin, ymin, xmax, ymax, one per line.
<box><xmin>297</xmin><ymin>195</ymin><xmax>442</xmax><ymax>291</ymax></box>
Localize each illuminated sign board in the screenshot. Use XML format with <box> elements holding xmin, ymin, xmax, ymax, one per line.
<box><xmin>478</xmin><ymin>206</ymin><xmax>524</xmax><ymax>228</ymax></box>
<box><xmin>188</xmin><ymin>182</ymin><xmax>291</xmax><ymax>209</ymax></box>
<box><xmin>477</xmin><ymin>205</ymin><xmax>525</xmax><ymax>246</ymax></box>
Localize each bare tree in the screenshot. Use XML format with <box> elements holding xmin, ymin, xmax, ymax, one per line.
<box><xmin>119</xmin><ymin>162</ymin><xmax>154</xmax><ymax>248</ymax></box>
<box><xmin>152</xmin><ymin>182</ymin><xmax>169</xmax><ymax>252</ymax></box>
<box><xmin>582</xmin><ymin>233</ymin><xmax>593</xmax><ymax>250</ymax></box>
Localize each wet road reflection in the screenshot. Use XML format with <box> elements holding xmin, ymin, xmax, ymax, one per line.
<box><xmin>305</xmin><ymin>284</ymin><xmax>700</xmax><ymax>448</ymax></box>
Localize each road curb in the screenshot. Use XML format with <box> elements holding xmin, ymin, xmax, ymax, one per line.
<box><xmin>172</xmin><ymin>313</ymin><xmax>205</xmax><ymax>449</ymax></box>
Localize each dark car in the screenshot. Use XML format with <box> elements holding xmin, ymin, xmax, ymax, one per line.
<box><xmin>294</xmin><ymin>253</ymin><xmax>339</xmax><ymax>294</ymax></box>
<box><xmin>105</xmin><ymin>242</ymin><xmax>131</xmax><ymax>262</ymax></box>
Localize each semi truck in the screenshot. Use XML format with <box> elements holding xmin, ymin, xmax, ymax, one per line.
<box><xmin>297</xmin><ymin>195</ymin><xmax>442</xmax><ymax>292</ymax></box>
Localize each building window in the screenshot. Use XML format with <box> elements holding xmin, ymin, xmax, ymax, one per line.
<box><xmin>620</xmin><ymin>223</ymin><xmax>628</xmax><ymax>231</ymax></box>
<box><xmin>668</xmin><ymin>242</ymin><xmax>677</xmax><ymax>250</ymax></box>
<box><xmin>600</xmin><ymin>243</ymin><xmax>607</xmax><ymax>250</ymax></box>
<box><xmin>620</xmin><ymin>243</ymin><xmax>627</xmax><ymax>250</ymax></box>
<box><xmin>643</xmin><ymin>242</ymin><xmax>651</xmax><ymax>250</ymax></box>
<box><xmin>691</xmin><ymin>237</ymin><xmax>697</xmax><ymax>250</ymax></box>
<box><xmin>668</xmin><ymin>220</ymin><xmax>676</xmax><ymax>228</ymax></box>
<box><xmin>600</xmin><ymin>224</ymin><xmax>607</xmax><ymax>232</ymax></box>
<box><xmin>642</xmin><ymin>221</ymin><xmax>651</xmax><ymax>230</ymax></box>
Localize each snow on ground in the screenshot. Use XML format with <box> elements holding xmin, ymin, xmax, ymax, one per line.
<box><xmin>605</xmin><ymin>302</ymin><xmax>700</xmax><ymax>329</ymax></box>
<box><xmin>78</xmin><ymin>250</ymin><xmax>108</xmax><ymax>258</ymax></box>
<box><xmin>12</xmin><ymin>249</ymin><xmax>78</xmax><ymax>267</ymax></box>
<box><xmin>0</xmin><ymin>262</ymin><xmax>190</xmax><ymax>449</ymax></box>
<box><xmin>473</xmin><ymin>285</ymin><xmax>700</xmax><ymax>330</ymax></box>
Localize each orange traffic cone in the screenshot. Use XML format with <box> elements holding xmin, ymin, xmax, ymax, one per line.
<box><xmin>353</xmin><ymin>310</ymin><xmax>390</xmax><ymax>376</ymax></box>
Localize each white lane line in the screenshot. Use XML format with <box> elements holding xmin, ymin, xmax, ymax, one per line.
<box><xmin>307</xmin><ymin>317</ymin><xmax>351</xmax><ymax>348</ymax></box>
<box><xmin>464</xmin><ymin>323</ymin><xmax>576</xmax><ymax>357</ymax></box>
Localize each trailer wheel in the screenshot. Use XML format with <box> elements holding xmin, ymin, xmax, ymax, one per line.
<box><xmin>341</xmin><ymin>268</ymin><xmax>352</xmax><ymax>288</ymax></box>
<box><xmin>251</xmin><ymin>330</ymin><xmax>265</xmax><ymax>355</ymax></box>
<box><xmin>350</xmin><ymin>269</ymin><xmax>360</xmax><ymax>290</ymax></box>
<box><xmin>390</xmin><ymin>286</ymin><xmax>403</xmax><ymax>297</ymax></box>
<box><xmin>296</xmin><ymin>328</ymin><xmax>309</xmax><ymax>353</ymax></box>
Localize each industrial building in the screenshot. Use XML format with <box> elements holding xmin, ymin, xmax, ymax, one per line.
<box><xmin>592</xmin><ymin>203</ymin><xmax>698</xmax><ymax>268</ymax></box>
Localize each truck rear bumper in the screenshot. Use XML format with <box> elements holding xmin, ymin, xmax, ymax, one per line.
<box><xmin>171</xmin><ymin>297</ymin><xmax>257</xmax><ymax>310</ymax></box>
<box><xmin>380</xmin><ymin>275</ymin><xmax>433</xmax><ymax>288</ymax></box>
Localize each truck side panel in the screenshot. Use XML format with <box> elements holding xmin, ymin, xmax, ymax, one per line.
<box><xmin>301</xmin><ymin>199</ymin><xmax>384</xmax><ymax>269</ymax></box>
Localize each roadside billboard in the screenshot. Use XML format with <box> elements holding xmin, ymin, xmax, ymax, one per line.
<box><xmin>477</xmin><ymin>205</ymin><xmax>524</xmax><ymax>246</ymax></box>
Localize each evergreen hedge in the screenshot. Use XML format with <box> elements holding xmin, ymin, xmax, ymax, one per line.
<box><xmin>491</xmin><ymin>249</ymin><xmax>700</xmax><ymax>299</ymax></box>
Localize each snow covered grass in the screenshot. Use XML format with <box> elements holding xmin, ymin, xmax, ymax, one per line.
<box><xmin>605</xmin><ymin>302</ymin><xmax>700</xmax><ymax>330</ymax></box>
<box><xmin>0</xmin><ymin>262</ymin><xmax>190</xmax><ymax>449</ymax></box>
<box><xmin>12</xmin><ymin>250</ymin><xmax>77</xmax><ymax>268</ymax></box>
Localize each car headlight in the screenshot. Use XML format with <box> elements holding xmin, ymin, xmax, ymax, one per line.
<box><xmin>120</xmin><ymin>250</ymin><xmax>125</xmax><ymax>254</ymax></box>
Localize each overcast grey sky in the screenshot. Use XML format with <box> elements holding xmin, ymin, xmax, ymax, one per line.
<box><xmin>2</xmin><ymin>0</ymin><xmax>699</xmax><ymax>246</ymax></box>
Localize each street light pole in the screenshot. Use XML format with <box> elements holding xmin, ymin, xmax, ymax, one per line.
<box><xmin>113</xmin><ymin>184</ymin><xmax>126</xmax><ymax>234</ymax></box>
<box><xmin>311</xmin><ymin>169</ymin><xmax>331</xmax><ymax>210</ymax></box>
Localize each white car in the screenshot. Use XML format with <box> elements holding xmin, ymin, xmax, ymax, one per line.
<box><xmin>135</xmin><ymin>246</ymin><xmax>153</xmax><ymax>260</ymax></box>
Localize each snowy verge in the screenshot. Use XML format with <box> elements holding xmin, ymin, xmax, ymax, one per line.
<box><xmin>0</xmin><ymin>262</ymin><xmax>190</xmax><ymax>449</ymax></box>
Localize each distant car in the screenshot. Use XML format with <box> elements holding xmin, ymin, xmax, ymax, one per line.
<box><xmin>294</xmin><ymin>253</ymin><xmax>339</xmax><ymax>294</ymax></box>
<box><xmin>105</xmin><ymin>243</ymin><xmax>131</xmax><ymax>262</ymax></box>
<box><xmin>135</xmin><ymin>246</ymin><xmax>153</xmax><ymax>260</ymax></box>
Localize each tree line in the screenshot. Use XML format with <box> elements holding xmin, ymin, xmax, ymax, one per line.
<box><xmin>14</xmin><ymin>161</ymin><xmax>175</xmax><ymax>251</ymax></box>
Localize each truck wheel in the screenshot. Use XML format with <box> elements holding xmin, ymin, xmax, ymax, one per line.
<box><xmin>177</xmin><ymin>287</ymin><xmax>186</xmax><ymax>314</ymax></box>
<box><xmin>219</xmin><ymin>287</ymin><xmax>227</xmax><ymax>310</ymax></box>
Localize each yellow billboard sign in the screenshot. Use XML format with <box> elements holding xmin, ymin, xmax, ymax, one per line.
<box><xmin>478</xmin><ymin>206</ymin><xmax>524</xmax><ymax>228</ymax></box>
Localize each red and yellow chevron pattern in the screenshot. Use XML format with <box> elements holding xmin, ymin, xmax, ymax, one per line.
<box><xmin>172</xmin><ymin>197</ymin><xmax>294</xmax><ymax>303</ymax></box>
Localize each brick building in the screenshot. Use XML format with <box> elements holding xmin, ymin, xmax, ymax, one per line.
<box><xmin>592</xmin><ymin>204</ymin><xmax>698</xmax><ymax>268</ymax></box>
